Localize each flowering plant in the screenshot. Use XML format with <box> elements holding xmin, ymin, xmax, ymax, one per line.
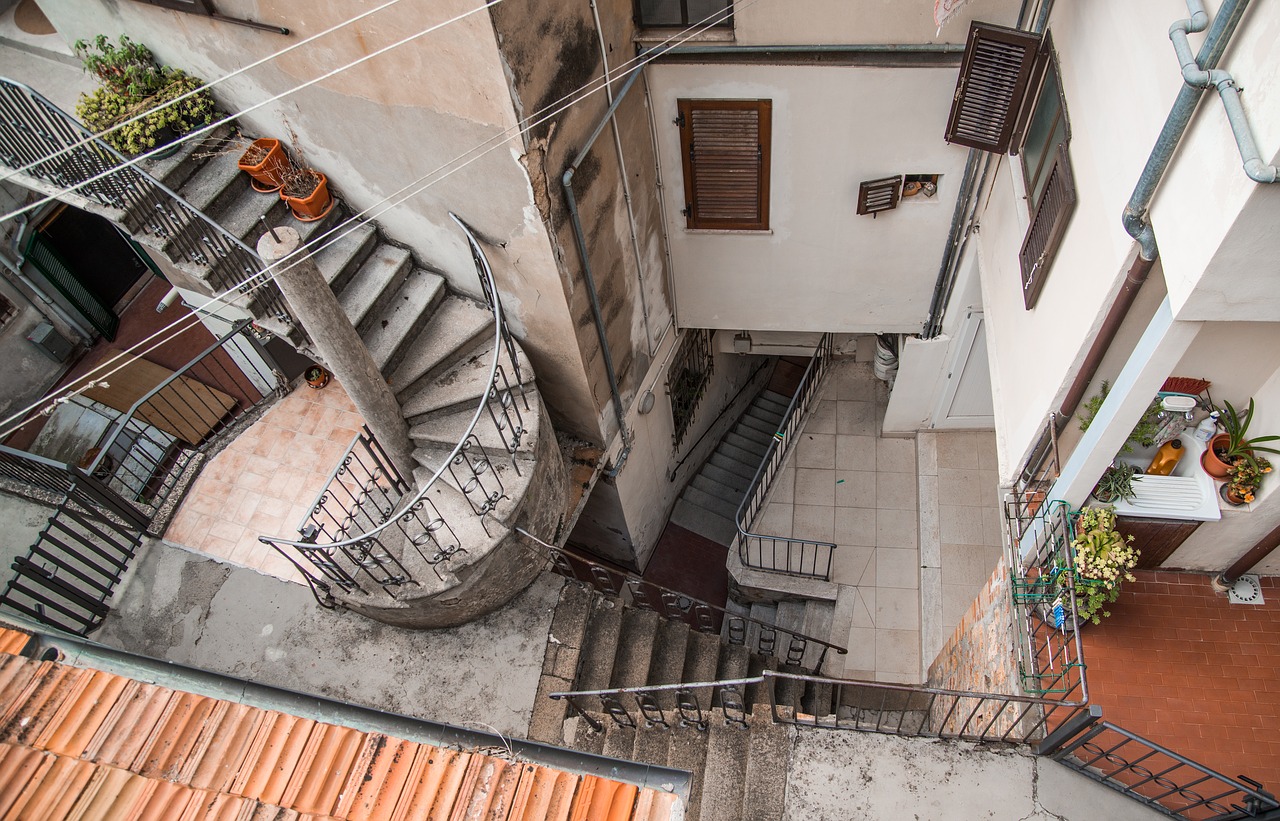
<box><xmin>1225</xmin><ymin>456</ymin><xmax>1271</xmax><ymax>504</ymax></box>
<box><xmin>1070</xmin><ymin>506</ymin><xmax>1139</xmax><ymax>624</ymax></box>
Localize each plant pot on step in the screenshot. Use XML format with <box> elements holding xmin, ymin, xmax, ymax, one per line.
<box><xmin>281</xmin><ymin>170</ymin><xmax>335</xmax><ymax>222</ymax></box>
<box><xmin>238</xmin><ymin>137</ymin><xmax>291</xmax><ymax>193</ymax></box>
<box><xmin>1201</xmin><ymin>433</ymin><xmax>1234</xmax><ymax>479</ymax></box>
<box><xmin>1221</xmin><ymin>483</ymin><xmax>1252</xmax><ymax>506</ymax></box>
<box><xmin>304</xmin><ymin>364</ymin><xmax>330</xmax><ymax>390</ymax></box>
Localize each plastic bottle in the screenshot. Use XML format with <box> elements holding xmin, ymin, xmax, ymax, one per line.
<box><xmin>1147</xmin><ymin>439</ymin><xmax>1185</xmax><ymax>476</ymax></box>
<box><xmin>1193</xmin><ymin>412</ymin><xmax>1219</xmax><ymax>442</ymax></box>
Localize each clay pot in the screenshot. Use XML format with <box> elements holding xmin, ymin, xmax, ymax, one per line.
<box><xmin>281</xmin><ymin>170</ymin><xmax>334</xmax><ymax>222</ymax></box>
<box><xmin>304</xmin><ymin>365</ymin><xmax>330</xmax><ymax>390</ymax></box>
<box><xmin>1220</xmin><ymin>483</ymin><xmax>1250</xmax><ymax>506</ymax></box>
<box><xmin>238</xmin><ymin>138</ymin><xmax>291</xmax><ymax>193</ymax></box>
<box><xmin>1200</xmin><ymin>433</ymin><xmax>1234</xmax><ymax>479</ymax></box>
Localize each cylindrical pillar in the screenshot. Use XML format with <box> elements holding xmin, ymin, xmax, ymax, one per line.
<box><xmin>257</xmin><ymin>228</ymin><xmax>416</xmax><ymax>481</ymax></box>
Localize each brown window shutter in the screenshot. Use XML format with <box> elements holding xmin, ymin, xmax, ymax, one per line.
<box><xmin>679</xmin><ymin>99</ymin><xmax>771</xmax><ymax>230</ymax></box>
<box><xmin>944</xmin><ymin>22</ymin><xmax>1043</xmax><ymax>153</ymax></box>
<box><xmin>1019</xmin><ymin>143</ymin><xmax>1077</xmax><ymax>309</ymax></box>
<box><xmin>856</xmin><ymin>176</ymin><xmax>903</xmax><ymax>217</ymax></box>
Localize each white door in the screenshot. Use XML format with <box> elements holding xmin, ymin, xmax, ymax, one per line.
<box><xmin>932</xmin><ymin>311</ymin><xmax>995</xmax><ymax>429</ymax></box>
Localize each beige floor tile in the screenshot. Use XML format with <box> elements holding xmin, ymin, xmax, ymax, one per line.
<box><xmin>806</xmin><ymin>400</ymin><xmax>838</xmax><ymax>434</ymax></box>
<box><xmin>876</xmin><ymin>547</ymin><xmax>920</xmax><ymax>589</ymax></box>
<box><xmin>834</xmin><ymin>507</ymin><xmax>876</xmax><ymax>546</ymax></box>
<box><xmin>976</xmin><ymin>433</ymin><xmax>999</xmax><ymax>472</ymax></box>
<box><xmin>834</xmin><ymin>434</ymin><xmax>876</xmax><ymax>471</ymax></box>
<box><xmin>875</xmin><ymin>628</ymin><xmax>921</xmax><ymax>675</ymax></box>
<box><xmin>793</xmin><ymin>504</ymin><xmax>835</xmax><ymax>542</ymax></box>
<box><xmin>875</xmin><ymin>670</ymin><xmax>919</xmax><ymax>685</ymax></box>
<box><xmin>199</xmin><ymin>534</ymin><xmax>239</xmax><ymax>561</ymax></box>
<box><xmin>837</xmin><ymin>401</ymin><xmax>877</xmax><ymax>436</ymax></box>
<box><xmin>757</xmin><ymin>503</ymin><xmax>793</xmax><ymax>534</ymax></box>
<box><xmin>835</xmin><ymin>363</ymin><xmax>878</xmax><ymax>401</ymax></box>
<box><xmin>795</xmin><ymin>433</ymin><xmax>836</xmax><ymax>469</ymax></box>
<box><xmin>943</xmin><ymin>583</ymin><xmax>978</xmax><ymax>631</ymax></box>
<box><xmin>876</xmin><ymin>472</ymin><xmax>918</xmax><ymax>510</ymax></box>
<box><xmin>842</xmin><ymin>626</ymin><xmax>877</xmax><ymax>672</ymax></box>
<box><xmin>851</xmin><ymin>586</ymin><xmax>876</xmax><ymax>628</ymax></box>
<box><xmin>982</xmin><ymin>505</ymin><xmax>1006</xmax><ymax>548</ymax></box>
<box><xmin>940</xmin><ymin>504</ymin><xmax>985</xmax><ymax>544</ymax></box>
<box><xmin>769</xmin><ymin>465</ymin><xmax>796</xmax><ymax>505</ymax></box>
<box><xmin>831</xmin><ymin>544</ymin><xmax>874</xmax><ymax>586</ymax></box>
<box><xmin>795</xmin><ymin>468</ymin><xmax>836</xmax><ymax>506</ymax></box>
<box><xmin>876</xmin><ymin>437</ymin><xmax>915</xmax><ymax>473</ymax></box>
<box><xmin>941</xmin><ymin>543</ymin><xmax>1002</xmax><ymax>587</ymax></box>
<box><xmin>935</xmin><ymin>432</ymin><xmax>981</xmax><ymax>470</ymax></box>
<box><xmin>875</xmin><ymin>587</ymin><xmax>920</xmax><ymax>630</ymax></box>
<box><xmin>876</xmin><ymin>508</ymin><xmax>918</xmax><ymax>548</ymax></box>
<box><xmin>833</xmin><ymin>471</ymin><xmax>876</xmax><ymax>508</ymax></box>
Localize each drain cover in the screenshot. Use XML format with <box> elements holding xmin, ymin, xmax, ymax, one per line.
<box><xmin>1228</xmin><ymin>574</ymin><xmax>1265</xmax><ymax>606</ymax></box>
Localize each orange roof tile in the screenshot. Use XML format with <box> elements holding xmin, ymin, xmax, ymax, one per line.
<box><xmin>0</xmin><ymin>629</ymin><xmax>677</xmax><ymax>821</ymax></box>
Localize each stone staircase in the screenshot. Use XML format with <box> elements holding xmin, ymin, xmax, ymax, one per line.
<box><xmin>122</xmin><ymin>130</ymin><xmax>562</xmax><ymax>626</ymax></box>
<box><xmin>528</xmin><ymin>582</ymin><xmax>863</xmax><ymax>821</ymax></box>
<box><xmin>671</xmin><ymin>389</ymin><xmax>790</xmax><ymax>546</ymax></box>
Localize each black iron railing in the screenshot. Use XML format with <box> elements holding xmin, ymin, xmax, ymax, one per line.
<box><xmin>734</xmin><ymin>333</ymin><xmax>836</xmax><ymax>579</ymax></box>
<box><xmin>259</xmin><ymin>215</ymin><xmax>529</xmax><ymax>608</ymax></box>
<box><xmin>82</xmin><ymin>320</ymin><xmax>284</xmax><ymax>523</ymax></box>
<box><xmin>553</xmin><ymin>677</ymin><xmax>758</xmax><ymax>734</ymax></box>
<box><xmin>1008</xmin><ymin>412</ymin><xmax>1060</xmax><ymax>540</ymax></box>
<box><xmin>0</xmin><ymin>78</ymin><xmax>294</xmax><ymax>326</ymax></box>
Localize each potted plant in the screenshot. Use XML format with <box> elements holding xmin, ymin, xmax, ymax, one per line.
<box><xmin>237</xmin><ymin>138</ymin><xmax>293</xmax><ymax>193</ymax></box>
<box><xmin>278</xmin><ymin>122</ymin><xmax>335</xmax><ymax>222</ymax></box>
<box><xmin>1069</xmin><ymin>506</ymin><xmax>1140</xmax><ymax>625</ymax></box>
<box><xmin>1078</xmin><ymin>381</ymin><xmax>1162</xmax><ymax>454</ymax></box>
<box><xmin>304</xmin><ymin>364</ymin><xmax>330</xmax><ymax>390</ymax></box>
<box><xmin>1221</xmin><ymin>456</ymin><xmax>1271</xmax><ymax>506</ymax></box>
<box><xmin>1091</xmin><ymin>462</ymin><xmax>1142</xmax><ymax>504</ymax></box>
<box><xmin>1202</xmin><ymin>398</ymin><xmax>1280</xmax><ymax>479</ymax></box>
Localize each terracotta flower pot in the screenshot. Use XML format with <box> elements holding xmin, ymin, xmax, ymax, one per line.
<box><xmin>1220</xmin><ymin>483</ymin><xmax>1250</xmax><ymax>506</ymax></box>
<box><xmin>1200</xmin><ymin>433</ymin><xmax>1234</xmax><ymax>479</ymax></box>
<box><xmin>281</xmin><ymin>170</ymin><xmax>335</xmax><ymax>222</ymax></box>
<box><xmin>304</xmin><ymin>365</ymin><xmax>330</xmax><ymax>390</ymax></box>
<box><xmin>237</xmin><ymin>138</ymin><xmax>291</xmax><ymax>193</ymax></box>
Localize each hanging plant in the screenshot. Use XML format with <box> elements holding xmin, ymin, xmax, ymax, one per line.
<box><xmin>1070</xmin><ymin>506</ymin><xmax>1140</xmax><ymax>625</ymax></box>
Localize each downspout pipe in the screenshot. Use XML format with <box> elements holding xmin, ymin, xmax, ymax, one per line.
<box><xmin>1215</xmin><ymin>521</ymin><xmax>1280</xmax><ymax>589</ymax></box>
<box><xmin>1061</xmin><ymin>0</ymin><xmax>1249</xmax><ymax>424</ymax></box>
<box><xmin>562</xmin><ymin>65</ymin><xmax>646</xmax><ymax>475</ymax></box>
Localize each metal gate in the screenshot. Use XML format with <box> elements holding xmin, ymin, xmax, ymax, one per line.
<box><xmin>24</xmin><ymin>230</ymin><xmax>119</xmax><ymax>340</ymax></box>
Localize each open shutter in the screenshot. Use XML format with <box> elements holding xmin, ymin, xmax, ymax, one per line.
<box><xmin>944</xmin><ymin>22</ymin><xmax>1042</xmax><ymax>153</ymax></box>
<box><xmin>1019</xmin><ymin>143</ymin><xmax>1077</xmax><ymax>309</ymax></box>
<box><xmin>679</xmin><ymin>99</ymin><xmax>771</xmax><ymax>230</ymax></box>
<box><xmin>856</xmin><ymin>176</ymin><xmax>903</xmax><ymax>217</ymax></box>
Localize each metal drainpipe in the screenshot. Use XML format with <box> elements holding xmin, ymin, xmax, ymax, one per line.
<box><xmin>1215</xmin><ymin>521</ymin><xmax>1280</xmax><ymax>589</ymax></box>
<box><xmin>562</xmin><ymin>66</ymin><xmax>646</xmax><ymax>475</ymax></box>
<box><xmin>1059</xmin><ymin>0</ymin><xmax>1250</xmax><ymax>425</ymax></box>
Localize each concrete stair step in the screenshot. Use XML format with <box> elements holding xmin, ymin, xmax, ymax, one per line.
<box><xmin>602</xmin><ymin>722</ymin><xmax>637</xmax><ymax>761</ymax></box>
<box><xmin>571</xmin><ymin>720</ymin><xmax>607</xmax><ymax>757</ymax></box>
<box><xmin>578</xmin><ymin>597</ymin><xmax>623</xmax><ymax>692</ymax></box>
<box><xmin>742</xmin><ymin>704</ymin><xmax>789</xmax><ymax>821</ymax></box>
<box><xmin>315</xmin><ymin>220</ymin><xmax>378</xmax><ymax>293</ymax></box>
<box><xmin>690</xmin><ymin>474</ymin><xmax>744</xmax><ymax>509</ymax></box>
<box><xmin>217</xmin><ymin>186</ymin><xmax>291</xmax><ymax>250</ymax></box>
<box><xmin>647</xmin><ymin>618</ymin><xmax>690</xmax><ymax>710</ymax></box>
<box><xmin>704</xmin><ymin>456</ymin><xmax>755</xmax><ymax>489</ymax></box>
<box><xmin>823</xmin><ymin>585</ymin><xmax>858</xmax><ymax>677</ymax></box>
<box><xmin>666</xmin><ymin>724</ymin><xmax>710</xmax><ymax>821</ymax></box>
<box><xmin>714</xmin><ymin>640</ymin><xmax>750</xmax><ymax>686</ymax></box>
<box><xmin>527</xmin><ymin>583</ymin><xmax>594</xmax><ymax>745</ymax></box>
<box><xmin>745</xmin><ymin>602</ymin><xmax>777</xmax><ymax>654</ymax></box>
<box><xmin>683</xmin><ymin>630</ymin><xmax>721</xmax><ymax>686</ymax></box>
<box><xmin>726</xmin><ymin>429</ymin><xmax>770</xmax><ymax>457</ymax></box>
<box><xmin>736</xmin><ymin>413</ymin><xmax>778</xmax><ymax>439</ymax></box>
<box><xmin>337</xmin><ymin>244</ymin><xmax>413</xmax><ymax>332</ymax></box>
<box><xmin>390</xmin><ymin>296</ymin><xmax>493</xmax><ymax>400</ymax></box>
<box><xmin>759</xmin><ymin>389</ymin><xmax>792</xmax><ymax>410</ymax></box>
<box><xmin>670</xmin><ymin>499</ymin><xmax>737</xmax><ymax>546</ymax></box>
<box><xmin>716</xmin><ymin>440</ymin><xmax>765</xmax><ymax>469</ymax></box>
<box><xmin>680</xmin><ymin>485</ymin><xmax>740</xmax><ymax>523</ymax></box>
<box><xmin>408</xmin><ymin>392</ymin><xmax>540</xmax><ymax>459</ymax></box>
<box><xmin>410</xmin><ymin>453</ymin><xmax>522</xmax><ymax>527</ymax></box>
<box><xmin>745</xmin><ymin>652</ymin><xmax>776</xmax><ymax>709</ymax></box>
<box><xmin>631</xmin><ymin>723</ymin><xmax>671</xmax><ymax>766</ymax></box>
<box><xmin>362</xmin><ymin>268</ymin><xmax>447</xmax><ymax>375</ymax></box>
<box><xmin>745</xmin><ymin>400</ymin><xmax>785</xmax><ymax>424</ymax></box>
<box><xmin>400</xmin><ymin>341</ymin><xmax>531</xmax><ymax>422</ymax></box>
<box><xmin>801</xmin><ymin>599</ymin><xmax>836</xmax><ymax>670</ymax></box>
<box><xmin>175</xmin><ymin>148</ymin><xmax>244</xmax><ymax>216</ymax></box>
<box><xmin>610</xmin><ymin>608</ymin><xmax>661</xmax><ymax>689</ymax></box>
<box><xmin>774</xmin><ymin>663</ymin><xmax>805</xmax><ymax>712</ymax></box>
<box><xmin>137</xmin><ymin>126</ymin><xmax>229</xmax><ymax>189</ymax></box>
<box><xmin>699</xmin><ymin>720</ymin><xmax>750</xmax><ymax>821</ymax></box>
<box><xmin>802</xmin><ymin>677</ymin><xmax>835</xmax><ymax>720</ymax></box>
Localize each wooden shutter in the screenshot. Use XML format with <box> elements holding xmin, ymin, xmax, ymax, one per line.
<box><xmin>1019</xmin><ymin>143</ymin><xmax>1077</xmax><ymax>309</ymax></box>
<box><xmin>944</xmin><ymin>22</ymin><xmax>1042</xmax><ymax>153</ymax></box>
<box><xmin>857</xmin><ymin>176</ymin><xmax>903</xmax><ymax>217</ymax></box>
<box><xmin>679</xmin><ymin>99</ymin><xmax>771</xmax><ymax>230</ymax></box>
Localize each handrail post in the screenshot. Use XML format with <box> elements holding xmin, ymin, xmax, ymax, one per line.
<box><xmin>1035</xmin><ymin>704</ymin><xmax>1104</xmax><ymax>756</ymax></box>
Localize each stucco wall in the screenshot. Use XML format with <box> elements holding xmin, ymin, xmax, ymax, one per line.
<box><xmin>731</xmin><ymin>0</ymin><xmax>1019</xmax><ymax>47</ymax></box>
<box><xmin>648</xmin><ymin>62</ymin><xmax>971</xmax><ymax>334</ymax></box>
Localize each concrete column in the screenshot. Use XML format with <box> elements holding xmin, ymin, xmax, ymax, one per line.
<box><xmin>257</xmin><ymin>228</ymin><xmax>416</xmax><ymax>481</ymax></box>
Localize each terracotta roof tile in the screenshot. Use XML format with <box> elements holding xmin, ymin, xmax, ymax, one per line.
<box><xmin>0</xmin><ymin>626</ymin><xmax>32</xmax><ymax>656</ymax></box>
<box><xmin>187</xmin><ymin>702</ymin><xmax>266</xmax><ymax>792</ymax></box>
<box><xmin>35</xmin><ymin>668</ymin><xmax>131</xmax><ymax>757</ymax></box>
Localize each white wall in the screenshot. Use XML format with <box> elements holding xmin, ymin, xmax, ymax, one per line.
<box><xmin>648</xmin><ymin>63</ymin><xmax>971</xmax><ymax>334</ymax></box>
<box><xmin>732</xmin><ymin>0</ymin><xmax>1019</xmax><ymax>46</ymax></box>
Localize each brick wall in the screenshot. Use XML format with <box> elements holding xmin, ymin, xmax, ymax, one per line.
<box><xmin>927</xmin><ymin>554</ymin><xmax>1020</xmax><ymax>696</ymax></box>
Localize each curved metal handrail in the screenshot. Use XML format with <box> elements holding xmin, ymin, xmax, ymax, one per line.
<box><xmin>258</xmin><ymin>214</ymin><xmax>521</xmax><ymax>598</ymax></box>
<box><xmin>733</xmin><ymin>333</ymin><xmax>837</xmax><ymax>580</ymax></box>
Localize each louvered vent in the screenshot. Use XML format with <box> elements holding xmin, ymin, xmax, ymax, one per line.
<box><xmin>679</xmin><ymin>99</ymin><xmax>771</xmax><ymax>230</ymax></box>
<box><xmin>945</xmin><ymin>22</ymin><xmax>1042</xmax><ymax>153</ymax></box>
<box><xmin>857</xmin><ymin>176</ymin><xmax>903</xmax><ymax>217</ymax></box>
<box><xmin>1019</xmin><ymin>144</ymin><xmax>1077</xmax><ymax>309</ymax></box>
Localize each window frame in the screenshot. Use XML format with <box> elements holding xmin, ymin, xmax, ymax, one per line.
<box><xmin>634</xmin><ymin>0</ymin><xmax>733</xmax><ymax>29</ymax></box>
<box><xmin>1014</xmin><ymin>35</ymin><xmax>1070</xmax><ymax>203</ymax></box>
<box><xmin>677</xmin><ymin>98</ymin><xmax>772</xmax><ymax>232</ymax></box>
<box><xmin>668</xmin><ymin>328</ymin><xmax>715</xmax><ymax>449</ymax></box>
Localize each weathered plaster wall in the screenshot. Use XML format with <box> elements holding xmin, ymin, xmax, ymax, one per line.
<box><xmin>35</xmin><ymin>0</ymin><xmax>601</xmax><ymax>441</ymax></box>
<box><xmin>732</xmin><ymin>0</ymin><xmax>1019</xmax><ymax>47</ymax></box>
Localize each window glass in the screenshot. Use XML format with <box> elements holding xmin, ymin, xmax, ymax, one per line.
<box><xmin>1021</xmin><ymin>67</ymin><xmax>1066</xmax><ymax>205</ymax></box>
<box><xmin>637</xmin><ymin>0</ymin><xmax>731</xmax><ymax>27</ymax></box>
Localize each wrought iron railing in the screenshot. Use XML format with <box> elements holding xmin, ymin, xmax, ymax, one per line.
<box><xmin>1008</xmin><ymin>412</ymin><xmax>1060</xmax><ymax>540</ymax></box>
<box><xmin>553</xmin><ymin>678</ymin><xmax>759</xmax><ymax>734</ymax></box>
<box><xmin>259</xmin><ymin>215</ymin><xmax>529</xmax><ymax>609</ymax></box>
<box><xmin>83</xmin><ymin>320</ymin><xmax>284</xmax><ymax>524</ymax></box>
<box><xmin>734</xmin><ymin>333</ymin><xmax>836</xmax><ymax>579</ymax></box>
<box><xmin>1042</xmin><ymin>708</ymin><xmax>1280</xmax><ymax>821</ymax></box>
<box><xmin>0</xmin><ymin>77</ymin><xmax>293</xmax><ymax>325</ymax></box>
<box><xmin>298</xmin><ymin>425</ymin><xmax>411</xmax><ymax>544</ymax></box>
<box><xmin>516</xmin><ymin>527</ymin><xmax>847</xmax><ymax>671</ymax></box>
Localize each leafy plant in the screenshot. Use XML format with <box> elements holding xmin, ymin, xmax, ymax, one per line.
<box><xmin>76</xmin><ymin>71</ymin><xmax>216</xmax><ymax>155</ymax></box>
<box><xmin>1215</xmin><ymin>399</ymin><xmax>1280</xmax><ymax>470</ymax></box>
<box><xmin>1078</xmin><ymin>381</ymin><xmax>1162</xmax><ymax>454</ymax></box>
<box><xmin>1225</xmin><ymin>455</ymin><xmax>1271</xmax><ymax>504</ymax></box>
<box><xmin>1070</xmin><ymin>506</ymin><xmax>1139</xmax><ymax>625</ymax></box>
<box><xmin>74</xmin><ymin>34</ymin><xmax>166</xmax><ymax>97</ymax></box>
<box><xmin>1092</xmin><ymin>462</ymin><xmax>1142</xmax><ymax>503</ymax></box>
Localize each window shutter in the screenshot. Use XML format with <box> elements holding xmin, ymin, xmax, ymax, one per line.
<box><xmin>679</xmin><ymin>100</ymin><xmax>771</xmax><ymax>230</ymax></box>
<box><xmin>1019</xmin><ymin>143</ymin><xmax>1077</xmax><ymax>309</ymax></box>
<box><xmin>856</xmin><ymin>176</ymin><xmax>903</xmax><ymax>217</ymax></box>
<box><xmin>944</xmin><ymin>22</ymin><xmax>1042</xmax><ymax>154</ymax></box>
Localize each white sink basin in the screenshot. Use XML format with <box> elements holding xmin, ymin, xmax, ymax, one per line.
<box><xmin>1105</xmin><ymin>435</ymin><xmax>1221</xmax><ymax>521</ymax></box>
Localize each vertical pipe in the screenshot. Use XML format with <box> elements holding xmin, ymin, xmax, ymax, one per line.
<box><xmin>1216</xmin><ymin>522</ymin><xmax>1280</xmax><ymax>587</ymax></box>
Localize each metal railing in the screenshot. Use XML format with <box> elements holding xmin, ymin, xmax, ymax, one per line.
<box><xmin>259</xmin><ymin>215</ymin><xmax>530</xmax><ymax>609</ymax></box>
<box><xmin>734</xmin><ymin>333</ymin><xmax>836</xmax><ymax>579</ymax></box>
<box><xmin>82</xmin><ymin>320</ymin><xmax>284</xmax><ymax>523</ymax></box>
<box><xmin>516</xmin><ymin>527</ymin><xmax>847</xmax><ymax>672</ymax></box>
<box><xmin>553</xmin><ymin>678</ymin><xmax>759</xmax><ymax>734</ymax></box>
<box><xmin>1008</xmin><ymin>412</ymin><xmax>1060</xmax><ymax>540</ymax></box>
<box><xmin>0</xmin><ymin>77</ymin><xmax>294</xmax><ymax>325</ymax></box>
<box><xmin>1043</xmin><ymin>708</ymin><xmax>1280</xmax><ymax>821</ymax></box>
<box><xmin>298</xmin><ymin>425</ymin><xmax>411</xmax><ymax>544</ymax></box>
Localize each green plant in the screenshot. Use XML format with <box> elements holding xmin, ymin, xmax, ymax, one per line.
<box><xmin>1070</xmin><ymin>506</ymin><xmax>1139</xmax><ymax>624</ymax></box>
<box><xmin>74</xmin><ymin>34</ymin><xmax>166</xmax><ymax>97</ymax></box>
<box><xmin>76</xmin><ymin>72</ymin><xmax>216</xmax><ymax>155</ymax></box>
<box><xmin>1092</xmin><ymin>462</ymin><xmax>1142</xmax><ymax>503</ymax></box>
<box><xmin>1225</xmin><ymin>455</ymin><xmax>1271</xmax><ymax>504</ymax></box>
<box><xmin>1215</xmin><ymin>399</ymin><xmax>1280</xmax><ymax>469</ymax></box>
<box><xmin>1078</xmin><ymin>381</ymin><xmax>1161</xmax><ymax>454</ymax></box>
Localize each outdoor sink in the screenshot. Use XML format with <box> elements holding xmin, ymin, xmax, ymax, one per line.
<box><xmin>1107</xmin><ymin>434</ymin><xmax>1221</xmax><ymax>521</ymax></box>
